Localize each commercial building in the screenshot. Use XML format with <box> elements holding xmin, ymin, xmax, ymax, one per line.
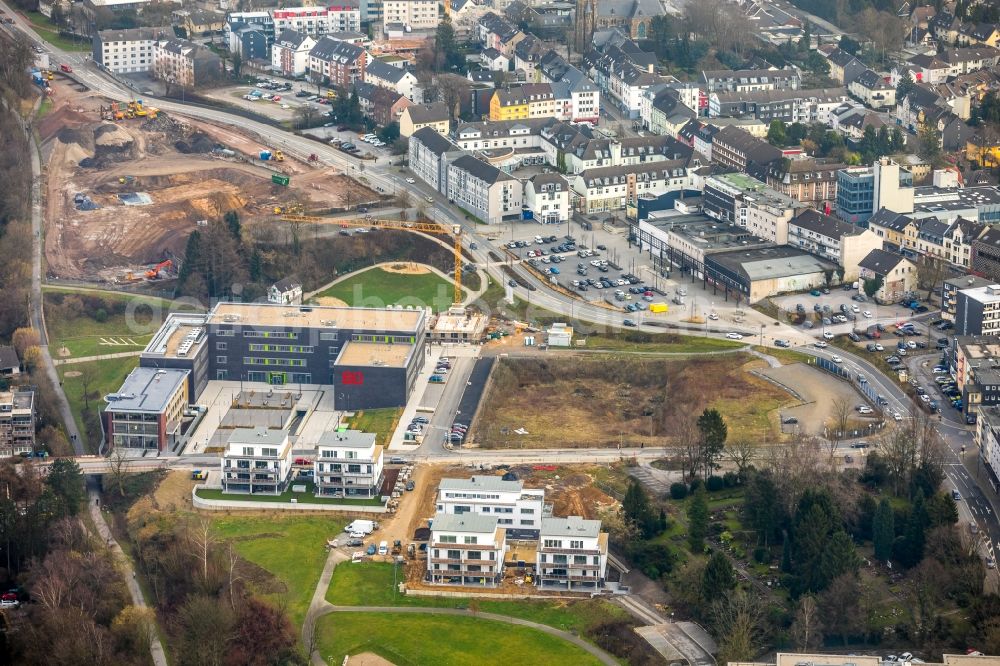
<box><xmin>102</xmin><ymin>367</ymin><xmax>189</xmax><ymax>452</ymax></box>
<box><xmin>943</xmin><ymin>275</ymin><xmax>995</xmax><ymax>321</ymax></box>
<box><xmin>857</xmin><ymin>249</ymin><xmax>918</xmax><ymax>304</ymax></box>
<box><xmin>706</xmin><ymin>245</ymin><xmax>837</xmax><ymax>304</ymax></box>
<box><xmin>446</xmin><ymin>155</ymin><xmax>523</xmax><ymax>225</ymax></box>
<box><xmin>137</xmin><ymin>302</ymin><xmax>427</xmax><ymax>411</ymax></box>
<box><xmin>835</xmin><ymin>160</ymin><xmax>914</xmax><ymax>226</ymax></box>
<box><xmin>427</xmin><ymin>513</ymin><xmax>507</xmax><ymax>587</ymax></box>
<box><xmin>0</xmin><ymin>390</ymin><xmax>34</xmax><ymax>457</ymax></box>
<box><xmin>787</xmin><ymin>209</ymin><xmax>883</xmax><ymax>282</ymax></box>
<box><xmin>382</xmin><ymin>0</ymin><xmax>440</xmax><ymax>31</ymax></box>
<box><xmin>524</xmin><ymin>172</ymin><xmax>570</xmax><ymax>223</ymax></box>
<box><xmin>536</xmin><ymin>516</ymin><xmax>608</xmax><ymax>591</ymax></box>
<box><xmin>571</xmin><ymin>160</ymin><xmax>691</xmax><ymax>214</ymax></box>
<box><xmin>92</xmin><ymin>27</ymin><xmax>169</xmax><ymax>74</ymax></box>
<box><xmin>765</xmin><ymin>157</ymin><xmax>841</xmax><ymax>207</ymax></box>
<box><xmin>221</xmin><ymin>427</ymin><xmax>292</xmax><ymax>495</ymax></box>
<box><xmin>314</xmin><ymin>429</ymin><xmax>384</xmax><ymax>497</ymax></box>
<box><xmin>273</xmin><ymin>5</ymin><xmax>361</xmax><ymax>36</ymax></box>
<box><xmin>436</xmin><ymin>475</ymin><xmax>546</xmax><ymax>537</ymax></box>
<box><xmin>955</xmin><ymin>284</ymin><xmax>1000</xmax><ymax>337</ymax></box>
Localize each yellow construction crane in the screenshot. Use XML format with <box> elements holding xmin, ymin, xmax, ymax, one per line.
<box><xmin>281</xmin><ymin>215</ymin><xmax>464</xmax><ymax>304</ymax></box>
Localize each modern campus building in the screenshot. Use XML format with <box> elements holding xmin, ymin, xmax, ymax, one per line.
<box><xmin>135</xmin><ymin>302</ymin><xmax>427</xmax><ymax>411</ymax></box>
<box><xmin>436</xmin><ymin>476</ymin><xmax>547</xmax><ymax>537</ymax></box>
<box><xmin>314</xmin><ymin>429</ymin><xmax>384</xmax><ymax>498</ymax></box>
<box><xmin>102</xmin><ymin>367</ymin><xmax>189</xmax><ymax>451</ymax></box>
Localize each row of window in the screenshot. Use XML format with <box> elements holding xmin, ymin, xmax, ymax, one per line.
<box><xmin>242</xmin><ymin>357</ymin><xmax>307</xmax><ymax>367</ymax></box>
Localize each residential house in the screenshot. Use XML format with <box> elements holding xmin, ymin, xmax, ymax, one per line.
<box><xmin>955</xmin><ymin>284</ymin><xmax>1000</xmax><ymax>336</ymax></box>
<box><xmin>408</xmin><ymin>126</ymin><xmax>463</xmax><ymax>191</ymax></box>
<box><xmin>584</xmin><ymin>39</ymin><xmax>661</xmax><ymax>118</ymax></box>
<box><xmin>525</xmin><ymin>172</ymin><xmax>570</xmax><ymax>224</ymax></box>
<box><xmin>172</xmin><ymin>9</ymin><xmax>225</xmax><ymax>37</ymax></box>
<box><xmin>435</xmin><ymin>476</ymin><xmax>546</xmax><ymax>535</ymax></box>
<box><xmin>223</xmin><ymin>11</ymin><xmax>274</xmax><ymax>56</ymax></box>
<box><xmin>489</xmin><ymin>83</ymin><xmax>557</xmax><ymax>120</ymax></box>
<box><xmin>307</xmin><ymin>37</ymin><xmax>367</xmax><ymax>89</ymax></box>
<box><xmin>103</xmin><ymin>367</ymin><xmax>189</xmax><ymax>451</ymax></box>
<box><xmin>904</xmin><ymin>53</ymin><xmax>951</xmax><ymax>84</ymax></box>
<box><xmin>830</xmin><ymin>102</ymin><xmax>888</xmax><ymax>142</ymax></box>
<box><xmin>965</xmin><ymin>23</ymin><xmax>1000</xmax><ymax>47</ymax></box>
<box><xmin>399</xmin><ymin>102</ymin><xmax>450</xmax><ymax>137</ymax></box>
<box><xmin>895</xmin><ymin>85</ymin><xmax>974</xmax><ymax>151</ymax></box>
<box><xmin>355</xmin><ymin>81</ymin><xmax>412</xmax><ymax>126</ymax></box>
<box><xmin>271</xmin><ymin>30</ymin><xmax>316</xmax><ymax>77</ymax></box>
<box><xmin>699</xmin><ymin>68</ymin><xmax>801</xmax><ymax>92</ymax></box>
<box><xmin>943</xmin><ymin>275</ymin><xmax>996</xmax><ymax>321</ymax></box>
<box><xmin>710</xmin><ymin>126</ymin><xmax>783</xmax><ymax>179</ymax></box>
<box><xmin>92</xmin><ymin>27</ymin><xmax>168</xmax><ymax>74</ymax></box>
<box><xmin>267</xmin><ymin>276</ymin><xmax>303</xmax><ymax>305</ymax></box>
<box><xmin>513</xmin><ymin>34</ymin><xmax>546</xmax><ymax>74</ymax></box>
<box><xmin>939</xmin><ymin>46</ymin><xmax>1000</xmax><ymax>77</ymax></box>
<box><xmin>849</xmin><ymin>69</ymin><xmax>896</xmax><ymax>110</ymax></box>
<box><xmin>644</xmin><ymin>87</ymin><xmax>696</xmax><ymax>137</ymax></box>
<box><xmin>0</xmin><ymin>390</ymin><xmax>34</xmax><ymax>457</ymax></box>
<box><xmin>314</xmin><ymin>429</ymin><xmax>384</xmax><ymax>498</ymax></box>
<box><xmin>571</xmin><ymin>160</ymin><xmax>691</xmax><ymax>214</ymax></box>
<box><xmin>446</xmin><ymin>155</ymin><xmax>523</xmax><ymax>224</ymax></box>
<box><xmin>823</xmin><ymin>48</ymin><xmax>866</xmax><ymax>85</ymax></box>
<box><xmin>273</xmin><ymin>5</ymin><xmax>361</xmax><ymax>36</ymax></box>
<box><xmin>481</xmin><ymin>47</ymin><xmax>509</xmax><ymax>71</ymax></box>
<box><xmin>867</xmin><ymin>207</ymin><xmax>918</xmax><ymax>252</ymax></box>
<box><xmin>0</xmin><ymin>347</ymin><xmax>18</xmax><ymax>376</ymax></box>
<box><xmin>787</xmin><ymin>209</ymin><xmax>883</xmax><ymax>281</ymax></box>
<box><xmin>382</xmin><ymin>0</ymin><xmax>440</xmax><ymax>31</ymax></box>
<box><xmin>709</xmin><ymin>87</ymin><xmax>850</xmax><ymax>124</ymax></box>
<box><xmin>766</xmin><ymin>157</ymin><xmax>842</xmax><ymax>207</ymax></box>
<box><xmin>536</xmin><ymin>516</ymin><xmax>608</xmax><ymax>591</ymax></box>
<box><xmin>857</xmin><ymin>248</ymin><xmax>918</xmax><ymax>303</ymax></box>
<box><xmin>364</xmin><ymin>59</ymin><xmax>419</xmax><ymax>101</ymax></box>
<box><xmin>427</xmin><ymin>513</ymin><xmax>507</xmax><ymax>586</ymax></box>
<box><xmin>152</xmin><ymin>38</ymin><xmax>222</xmax><ymax>88</ymax></box>
<box><xmin>220</xmin><ymin>427</ymin><xmax>292</xmax><ymax>495</ymax></box>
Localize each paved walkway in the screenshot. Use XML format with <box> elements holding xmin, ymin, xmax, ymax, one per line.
<box><xmin>301</xmin><ymin>551</ymin><xmax>618</xmax><ymax>666</ymax></box>
<box><xmin>53</xmin><ymin>350</ymin><xmax>143</xmax><ymax>366</ymax></box>
<box><xmin>87</xmin><ymin>485</ymin><xmax>168</xmax><ymax>666</ymax></box>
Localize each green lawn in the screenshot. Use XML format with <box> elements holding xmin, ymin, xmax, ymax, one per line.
<box><xmin>315</xmin><ymin>612</ymin><xmax>604</xmax><ymax>666</ymax></box>
<box><xmin>326</xmin><ymin>563</ymin><xmax>627</xmax><ymax>633</ymax></box>
<box><xmin>58</xmin><ymin>357</ymin><xmax>138</xmax><ymax>452</ymax></box>
<box><xmin>346</xmin><ymin>407</ymin><xmax>402</xmax><ymax>447</ymax></box>
<box><xmin>212</xmin><ymin>514</ymin><xmax>347</xmax><ymax>628</ymax></box>
<box><xmin>316</xmin><ymin>267</ymin><xmax>456</xmax><ymax>312</ymax></box>
<box><xmin>196</xmin><ymin>484</ymin><xmax>383</xmax><ymax>506</ymax></box>
<box><xmin>37</xmin><ymin>97</ymin><xmax>53</xmax><ymax>120</ymax></box>
<box><xmin>22</xmin><ymin>11</ymin><xmax>90</xmax><ymax>51</ymax></box>
<box><xmin>44</xmin><ymin>287</ymin><xmax>199</xmax><ymax>359</ymax></box>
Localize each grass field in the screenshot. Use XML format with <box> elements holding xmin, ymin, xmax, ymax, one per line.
<box><xmin>22</xmin><ymin>11</ymin><xmax>90</xmax><ymax>51</ymax></box>
<box><xmin>314</xmin><ymin>612</ymin><xmax>604</xmax><ymax>666</ymax></box>
<box><xmin>196</xmin><ymin>485</ymin><xmax>382</xmax><ymax>506</ymax></box>
<box><xmin>326</xmin><ymin>563</ymin><xmax>628</xmax><ymax>632</ymax></box>
<box><xmin>58</xmin><ymin>357</ymin><xmax>138</xmax><ymax>452</ymax></box>
<box><xmin>346</xmin><ymin>407</ymin><xmax>402</xmax><ymax>447</ymax></box>
<box><xmin>316</xmin><ymin>267</ymin><xmax>455</xmax><ymax>312</ymax></box>
<box><xmin>212</xmin><ymin>514</ymin><xmax>346</xmax><ymax>628</ymax></box>
<box><xmin>44</xmin><ymin>288</ymin><xmax>194</xmax><ymax>359</ymax></box>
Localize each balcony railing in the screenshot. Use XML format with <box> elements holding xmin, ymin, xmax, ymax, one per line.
<box><xmin>538</xmin><ymin>546</ymin><xmax>602</xmax><ymax>556</ymax></box>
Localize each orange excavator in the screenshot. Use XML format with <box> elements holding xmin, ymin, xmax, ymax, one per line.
<box><xmin>145</xmin><ymin>259</ymin><xmax>172</xmax><ymax>279</ymax></box>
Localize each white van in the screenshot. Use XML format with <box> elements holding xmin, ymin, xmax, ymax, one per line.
<box><xmin>346</xmin><ymin>520</ymin><xmax>376</xmax><ymax>535</ymax></box>
<box><xmin>378</xmin><ymin>540</ymin><xmax>388</xmax><ymax>555</ymax></box>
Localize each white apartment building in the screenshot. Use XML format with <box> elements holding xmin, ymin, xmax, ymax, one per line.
<box><xmin>446</xmin><ymin>155</ymin><xmax>524</xmax><ymax>225</ymax></box>
<box><xmin>271</xmin><ymin>30</ymin><xmax>316</xmax><ymax>77</ymax></box>
<box><xmin>221</xmin><ymin>427</ymin><xmax>292</xmax><ymax>495</ymax></box>
<box><xmin>364</xmin><ymin>59</ymin><xmax>419</xmax><ymax>101</ymax></box>
<box><xmin>272</xmin><ymin>5</ymin><xmax>360</xmax><ymax>36</ymax></box>
<box><xmin>0</xmin><ymin>390</ymin><xmax>34</xmax><ymax>457</ymax></box>
<box><xmin>436</xmin><ymin>476</ymin><xmax>545</xmax><ymax>535</ymax></box>
<box><xmin>314</xmin><ymin>429</ymin><xmax>384</xmax><ymax>498</ymax></box>
<box><xmin>739</xmin><ymin>188</ymin><xmax>805</xmax><ymax>245</ymax></box>
<box><xmin>92</xmin><ymin>27</ymin><xmax>165</xmax><ymax>74</ymax></box>
<box><xmin>525</xmin><ymin>173</ymin><xmax>570</xmax><ymax>224</ymax></box>
<box><xmin>571</xmin><ymin>161</ymin><xmax>691</xmax><ymax>214</ymax></box>
<box><xmin>427</xmin><ymin>512</ymin><xmax>507</xmax><ymax>587</ymax></box>
<box><xmin>786</xmin><ymin>209</ymin><xmax>883</xmax><ymax>282</ymax></box>
<box><xmin>536</xmin><ymin>516</ymin><xmax>608</xmax><ymax>591</ymax></box>
<box><xmin>382</xmin><ymin>0</ymin><xmax>440</xmax><ymax>30</ymax></box>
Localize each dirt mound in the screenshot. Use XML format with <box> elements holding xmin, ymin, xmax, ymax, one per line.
<box><xmin>56</xmin><ymin>127</ymin><xmax>94</xmax><ymax>151</ymax></box>
<box><xmin>94</xmin><ymin>123</ymin><xmax>133</xmax><ymax>147</ymax></box>
<box><xmin>175</xmin><ymin>131</ymin><xmax>215</xmax><ymax>154</ymax></box>
<box><xmin>38</xmin><ymin>104</ymin><xmax>93</xmax><ymax>141</ymax></box>
<box><xmin>140</xmin><ymin>113</ymin><xmax>185</xmax><ymax>135</ymax></box>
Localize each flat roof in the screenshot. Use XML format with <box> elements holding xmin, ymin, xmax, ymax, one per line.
<box><xmin>711</xmin><ymin>172</ymin><xmax>768</xmax><ymax>192</ymax></box>
<box><xmin>208</xmin><ymin>302</ymin><xmax>424</xmax><ymax>333</ymax></box>
<box><xmin>227</xmin><ymin>426</ymin><xmax>288</xmax><ymax>446</ymax></box>
<box><xmin>710</xmin><ymin>245</ymin><xmax>837</xmax><ymax>281</ymax></box>
<box><xmin>334</xmin><ymin>340</ymin><xmax>412</xmax><ymax>368</ymax></box>
<box><xmin>104</xmin><ymin>367</ymin><xmax>188</xmax><ymax>413</ymax></box>
<box><xmin>0</xmin><ymin>390</ymin><xmax>33</xmax><ymax>412</ymax></box>
<box><xmin>960</xmin><ymin>285</ymin><xmax>1000</xmax><ymax>304</ymax></box>
<box><xmin>143</xmin><ymin>314</ymin><xmax>210</xmax><ymax>360</ymax></box>
<box><xmin>440</xmin><ymin>476</ymin><xmax>522</xmax><ymax>493</ymax></box>
<box><xmin>540</xmin><ymin>515</ymin><xmax>602</xmax><ymax>538</ymax></box>
<box><xmin>433</xmin><ymin>311</ymin><xmax>488</xmax><ymax>335</ymax></box>
<box><xmin>641</xmin><ymin>212</ymin><xmax>772</xmax><ymax>252</ymax></box>
<box><xmin>431</xmin><ymin>512</ymin><xmax>500</xmax><ymax>533</ymax></box>
<box><xmin>318</xmin><ymin>429</ymin><xmax>377</xmax><ymax>448</ymax></box>
<box><xmin>946</xmin><ymin>275</ymin><xmax>994</xmax><ymax>290</ymax></box>
<box><xmin>774</xmin><ymin>654</ymin><xmax>883</xmax><ymax>666</ymax></box>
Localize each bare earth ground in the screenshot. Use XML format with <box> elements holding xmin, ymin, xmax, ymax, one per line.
<box><xmin>346</xmin><ymin>654</ymin><xmax>395</xmax><ymax>666</ymax></box>
<box><xmin>38</xmin><ymin>80</ymin><xmax>377</xmax><ymax>281</ymax></box>
<box><xmin>153</xmin><ymin>469</ymin><xmax>197</xmax><ymax>512</ymax></box>
<box><xmin>759</xmin><ymin>363</ymin><xmax>876</xmax><ymax>436</ymax></box>
<box><xmin>315</xmin><ymin>297</ymin><xmax>349</xmax><ymax>307</ymax></box>
<box><xmin>381</xmin><ymin>263</ymin><xmax>430</xmax><ymax>275</ymax></box>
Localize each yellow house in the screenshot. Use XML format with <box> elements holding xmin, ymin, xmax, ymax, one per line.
<box><xmin>490</xmin><ymin>89</ymin><xmax>528</xmax><ymax>121</ymax></box>
<box><xmin>400</xmin><ymin>102</ymin><xmax>450</xmax><ymax>138</ymax></box>
<box><xmin>867</xmin><ymin>208</ymin><xmax>916</xmax><ymax>251</ymax></box>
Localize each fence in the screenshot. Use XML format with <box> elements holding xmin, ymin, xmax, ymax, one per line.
<box><xmin>812</xmin><ymin>356</ymin><xmax>888</xmax><ymax>439</ymax></box>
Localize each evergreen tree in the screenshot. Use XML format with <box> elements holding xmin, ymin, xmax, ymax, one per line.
<box><xmin>696</xmin><ymin>408</ymin><xmax>728</xmax><ymax>477</ymax></box>
<box><xmin>818</xmin><ymin>531</ymin><xmax>860</xmax><ymax>588</ymax></box>
<box><xmin>744</xmin><ymin>471</ymin><xmax>782</xmax><ymax>547</ymax></box>
<box><xmin>702</xmin><ymin>551</ymin><xmax>737</xmax><ymax>600</ymax></box>
<box><xmin>178</xmin><ymin>229</ymin><xmax>202</xmax><ymax>289</ymax></box>
<box><xmin>623</xmin><ymin>479</ymin><xmax>651</xmax><ymax>532</ymax></box>
<box><xmin>872</xmin><ymin>497</ymin><xmax>895</xmax><ymax>562</ymax></box>
<box><xmin>901</xmin><ymin>491</ymin><xmax>929</xmax><ymax>567</ymax></box>
<box><xmin>688</xmin><ymin>484</ymin><xmax>709</xmax><ymax>553</ymax></box>
<box><xmin>800</xmin><ymin>21</ymin><xmax>811</xmax><ymax>53</ymax></box>
<box><xmin>767</xmin><ymin>120</ymin><xmax>787</xmax><ymax>147</ymax></box>
<box><xmin>795</xmin><ymin>503</ymin><xmax>834</xmax><ymax>590</ymax></box>
<box><xmin>224</xmin><ymin>210</ymin><xmax>241</xmax><ymax>240</ymax></box>
<box><xmin>896</xmin><ymin>70</ymin><xmax>915</xmax><ymax>105</ymax></box>
<box><xmin>249</xmin><ymin>248</ymin><xmax>263</xmax><ymax>282</ymax></box>
<box><xmin>926</xmin><ymin>491</ymin><xmax>959</xmax><ymax>527</ymax></box>
<box><xmin>781</xmin><ymin>534</ymin><xmax>792</xmax><ymax>572</ymax></box>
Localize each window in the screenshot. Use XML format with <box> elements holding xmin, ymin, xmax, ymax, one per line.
<box><xmin>217</xmin><ymin>356</ymin><xmax>228</xmax><ymax>364</ymax></box>
<box><xmin>217</xmin><ymin>370</ymin><xmax>228</xmax><ymax>379</ymax></box>
<box><xmin>543</xmin><ymin>539</ymin><xmax>562</xmax><ymax>548</ymax></box>
<box><xmin>463</xmin><ymin>536</ymin><xmax>478</xmax><ymax>544</ymax></box>
<box><xmin>439</xmin><ymin>535</ymin><xmax>457</xmax><ymax>543</ymax></box>
<box><xmin>446</xmin><ymin>549</ymin><xmax>461</xmax><ymax>559</ymax></box>
<box><xmin>216</xmin><ymin>342</ymin><xmax>228</xmax><ymax>350</ymax></box>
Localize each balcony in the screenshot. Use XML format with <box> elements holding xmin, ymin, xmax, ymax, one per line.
<box><xmin>538</xmin><ymin>546</ymin><xmax>602</xmax><ymax>556</ymax></box>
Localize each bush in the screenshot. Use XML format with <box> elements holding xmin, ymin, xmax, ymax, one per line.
<box><xmin>753</xmin><ymin>546</ymin><xmax>770</xmax><ymax>564</ymax></box>
<box><xmin>670</xmin><ymin>482</ymin><xmax>688</xmax><ymax>500</ymax></box>
<box><xmin>93</xmin><ymin>308</ymin><xmax>108</xmax><ymax>323</ymax></box>
<box><xmin>689</xmin><ymin>478</ymin><xmax>703</xmax><ymax>493</ymax></box>
<box><xmin>706</xmin><ymin>475</ymin><xmax>725</xmax><ymax>492</ymax></box>
<box><xmin>626</xmin><ymin>541</ymin><xmax>677</xmax><ymax>580</ymax></box>
<box><xmin>723</xmin><ymin>471</ymin><xmax>738</xmax><ymax>488</ymax></box>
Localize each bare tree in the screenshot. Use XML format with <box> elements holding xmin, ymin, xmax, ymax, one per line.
<box><xmin>790</xmin><ymin>595</ymin><xmax>823</xmax><ymax>651</ymax></box>
<box><xmin>674</xmin><ymin>416</ymin><xmax>701</xmax><ymax>482</ymax></box>
<box><xmin>78</xmin><ymin>363</ymin><xmax>98</xmax><ymax>411</ymax></box>
<box><xmin>828</xmin><ymin>397</ymin><xmax>854</xmax><ymax>462</ymax></box>
<box><xmin>436</xmin><ymin>74</ymin><xmax>470</xmax><ymax>120</ymax></box>
<box><xmin>724</xmin><ymin>439</ymin><xmax>755</xmax><ymax>479</ymax></box>
<box><xmin>188</xmin><ymin>516</ymin><xmax>215</xmax><ymax>584</ymax></box>
<box><xmin>226</xmin><ymin>543</ymin><xmax>241</xmax><ymax>612</ymax></box>
<box><xmin>106</xmin><ymin>446</ymin><xmax>132</xmax><ymax>497</ymax></box>
<box><xmin>916</xmin><ymin>254</ymin><xmax>946</xmax><ymax>302</ymax></box>
<box><xmin>394</xmin><ymin>189</ymin><xmax>412</xmax><ymax>212</ymax></box>
<box><xmin>712</xmin><ymin>590</ymin><xmax>764</xmax><ymax>663</ymax></box>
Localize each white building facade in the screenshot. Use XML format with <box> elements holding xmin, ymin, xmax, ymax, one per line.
<box><xmin>221</xmin><ymin>427</ymin><xmax>292</xmax><ymax>495</ymax></box>
<box><xmin>436</xmin><ymin>476</ymin><xmax>545</xmax><ymax>535</ymax></box>
<box><xmin>427</xmin><ymin>513</ymin><xmax>507</xmax><ymax>587</ymax></box>
<box><xmin>314</xmin><ymin>429</ymin><xmax>384</xmax><ymax>498</ymax></box>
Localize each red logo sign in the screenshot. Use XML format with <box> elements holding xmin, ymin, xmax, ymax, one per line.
<box><xmin>342</xmin><ymin>371</ymin><xmax>364</xmax><ymax>385</ymax></box>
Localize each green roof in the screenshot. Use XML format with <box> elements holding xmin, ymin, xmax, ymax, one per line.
<box><xmin>716</xmin><ymin>172</ymin><xmax>767</xmax><ymax>192</ymax></box>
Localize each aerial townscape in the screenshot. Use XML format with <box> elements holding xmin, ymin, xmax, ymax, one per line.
<box><xmin>8</xmin><ymin>0</ymin><xmax>1000</xmax><ymax>663</ymax></box>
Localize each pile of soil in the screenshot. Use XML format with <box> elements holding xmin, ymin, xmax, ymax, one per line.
<box><xmin>175</xmin><ymin>130</ymin><xmax>215</xmax><ymax>154</ymax></box>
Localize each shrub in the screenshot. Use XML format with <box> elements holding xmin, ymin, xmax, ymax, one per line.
<box><xmin>706</xmin><ymin>475</ymin><xmax>725</xmax><ymax>492</ymax></box>
<box><xmin>689</xmin><ymin>478</ymin><xmax>703</xmax><ymax>493</ymax></box>
<box><xmin>669</xmin><ymin>482</ymin><xmax>688</xmax><ymax>500</ymax></box>
<box><xmin>723</xmin><ymin>471</ymin><xmax>738</xmax><ymax>487</ymax></box>
<box><xmin>753</xmin><ymin>546</ymin><xmax>770</xmax><ymax>564</ymax></box>
<box><xmin>93</xmin><ymin>308</ymin><xmax>108</xmax><ymax>323</ymax></box>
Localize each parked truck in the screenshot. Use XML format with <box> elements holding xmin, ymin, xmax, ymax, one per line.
<box><xmin>649</xmin><ymin>303</ymin><xmax>668</xmax><ymax>313</ymax></box>
<box><xmin>345</xmin><ymin>520</ymin><xmax>377</xmax><ymax>536</ymax></box>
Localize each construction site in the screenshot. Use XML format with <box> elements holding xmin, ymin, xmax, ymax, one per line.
<box><xmin>38</xmin><ymin>78</ymin><xmax>377</xmax><ymax>283</ymax></box>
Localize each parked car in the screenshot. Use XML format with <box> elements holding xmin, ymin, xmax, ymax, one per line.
<box><xmin>726</xmin><ymin>332</ymin><xmax>743</xmax><ymax>339</ymax></box>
